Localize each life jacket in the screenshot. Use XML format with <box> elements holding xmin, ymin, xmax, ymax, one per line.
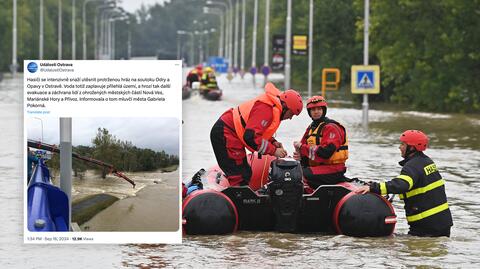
<box><xmin>396</xmin><ymin>153</ymin><xmax>453</xmax><ymax>229</ymax></box>
<box><xmin>232</xmin><ymin>83</ymin><xmax>282</xmax><ymax>153</ymax></box>
<box><xmin>305</xmin><ymin>118</ymin><xmax>348</xmax><ymax>166</ymax></box>
<box><xmin>189</xmin><ymin>69</ymin><xmax>198</xmax><ymax>75</ymax></box>
<box><xmin>200</xmin><ymin>73</ymin><xmax>217</xmax><ymax>90</ymax></box>
<box><xmin>186</xmin><ymin>70</ymin><xmax>200</xmax><ymax>85</ymax></box>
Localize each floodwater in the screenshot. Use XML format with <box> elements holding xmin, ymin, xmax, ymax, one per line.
<box><xmin>2</xmin><ymin>73</ymin><xmax>480</xmax><ymax>268</ymax></box>
<box><xmin>47</xmin><ymin>168</ymin><xmax>174</xmax><ymax>201</ymax></box>
<box><xmin>79</xmin><ymin>170</ymin><xmax>179</xmax><ymax>232</ymax></box>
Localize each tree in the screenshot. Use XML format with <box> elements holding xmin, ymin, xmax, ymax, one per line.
<box><xmin>363</xmin><ymin>0</ymin><xmax>480</xmax><ymax>112</ymax></box>
<box><xmin>92</xmin><ymin>128</ymin><xmax>120</xmax><ymax>178</ymax></box>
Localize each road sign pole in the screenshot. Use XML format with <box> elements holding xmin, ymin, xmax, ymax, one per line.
<box><xmin>251</xmin><ymin>0</ymin><xmax>258</xmax><ymax>87</ymax></box>
<box><xmin>12</xmin><ymin>0</ymin><xmax>18</xmax><ymax>76</ymax></box>
<box><xmin>362</xmin><ymin>0</ymin><xmax>370</xmax><ymax>130</ymax></box>
<box><xmin>307</xmin><ymin>0</ymin><xmax>313</xmax><ymax>98</ymax></box>
<box><xmin>60</xmin><ymin>118</ymin><xmax>72</xmax><ymax>230</ymax></box>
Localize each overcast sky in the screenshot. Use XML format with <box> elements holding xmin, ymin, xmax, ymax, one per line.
<box><xmin>27</xmin><ymin>117</ymin><xmax>180</xmax><ymax>155</ymax></box>
<box><xmin>120</xmin><ymin>0</ymin><xmax>168</xmax><ymax>13</ymax></box>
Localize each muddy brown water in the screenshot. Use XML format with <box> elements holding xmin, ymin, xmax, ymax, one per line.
<box><xmin>2</xmin><ymin>75</ymin><xmax>480</xmax><ymax>268</ymax></box>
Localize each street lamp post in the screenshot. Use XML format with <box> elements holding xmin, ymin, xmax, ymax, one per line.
<box><xmin>307</xmin><ymin>0</ymin><xmax>314</xmax><ymax>97</ymax></box>
<box><xmin>251</xmin><ymin>0</ymin><xmax>258</xmax><ymax>85</ymax></box>
<box><xmin>83</xmin><ymin>0</ymin><xmax>102</xmax><ymax>60</ymax></box>
<box><xmin>362</xmin><ymin>0</ymin><xmax>370</xmax><ymax>130</ymax></box>
<box><xmin>240</xmin><ymin>0</ymin><xmax>246</xmax><ymax>75</ymax></box>
<box><xmin>110</xmin><ymin>15</ymin><xmax>127</xmax><ymax>60</ymax></box>
<box><xmin>106</xmin><ymin>11</ymin><xmax>120</xmax><ymax>59</ymax></box>
<box><xmin>203</xmin><ymin>20</ymin><xmax>209</xmax><ymax>61</ymax></box>
<box><xmin>99</xmin><ymin>9</ymin><xmax>108</xmax><ymax>58</ymax></box>
<box><xmin>177</xmin><ymin>30</ymin><xmax>194</xmax><ymax>66</ymax></box>
<box><xmin>205</xmin><ymin>28</ymin><xmax>216</xmax><ymax>59</ymax></box>
<box><xmin>285</xmin><ymin>0</ymin><xmax>292</xmax><ymax>90</ymax></box>
<box><xmin>177</xmin><ymin>32</ymin><xmax>181</xmax><ymax>59</ymax></box>
<box><xmin>204</xmin><ymin>30</ymin><xmax>209</xmax><ymax>59</ymax></box>
<box><xmin>203</xmin><ymin>7</ymin><xmax>224</xmax><ymax>58</ymax></box>
<box><xmin>58</xmin><ymin>0</ymin><xmax>62</xmax><ymax>60</ymax></box>
<box><xmin>206</xmin><ymin>1</ymin><xmax>229</xmax><ymax>61</ymax></box>
<box><xmin>218</xmin><ymin>14</ymin><xmax>224</xmax><ymax>57</ymax></box>
<box><xmin>233</xmin><ymin>0</ymin><xmax>239</xmax><ymax>70</ymax></box>
<box><xmin>110</xmin><ymin>18</ymin><xmax>115</xmax><ymax>59</ymax></box>
<box><xmin>195</xmin><ymin>30</ymin><xmax>203</xmax><ymax>63</ymax></box>
<box><xmin>33</xmin><ymin>117</ymin><xmax>44</xmax><ymax>142</ymax></box>
<box><xmin>40</xmin><ymin>0</ymin><xmax>44</xmax><ymax>60</ymax></box>
<box><xmin>226</xmin><ymin>0</ymin><xmax>234</xmax><ymax>71</ymax></box>
<box><xmin>193</xmin><ymin>19</ymin><xmax>203</xmax><ymax>63</ymax></box>
<box><xmin>72</xmin><ymin>0</ymin><xmax>76</xmax><ymax>60</ymax></box>
<box><xmin>99</xmin><ymin>8</ymin><xmax>117</xmax><ymax>59</ymax></box>
<box><xmin>12</xmin><ymin>0</ymin><xmax>18</xmax><ymax>76</ymax></box>
<box><xmin>95</xmin><ymin>3</ymin><xmax>115</xmax><ymax>59</ymax></box>
<box><xmin>263</xmin><ymin>0</ymin><xmax>270</xmax><ymax>82</ymax></box>
<box><xmin>127</xmin><ymin>20</ymin><xmax>131</xmax><ymax>59</ymax></box>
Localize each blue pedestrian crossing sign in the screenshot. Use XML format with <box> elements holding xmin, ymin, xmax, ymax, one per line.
<box><xmin>351</xmin><ymin>65</ymin><xmax>380</xmax><ymax>94</ymax></box>
<box><xmin>357</xmin><ymin>71</ymin><xmax>374</xmax><ymax>88</ymax></box>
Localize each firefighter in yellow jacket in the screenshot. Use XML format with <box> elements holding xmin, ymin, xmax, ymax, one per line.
<box><xmin>200</xmin><ymin>67</ymin><xmax>218</xmax><ymax>93</ymax></box>
<box><xmin>356</xmin><ymin>130</ymin><xmax>453</xmax><ymax>237</ymax></box>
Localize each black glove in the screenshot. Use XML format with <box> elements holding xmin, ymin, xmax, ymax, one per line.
<box><xmin>189</xmin><ymin>168</ymin><xmax>206</xmax><ymax>189</ymax></box>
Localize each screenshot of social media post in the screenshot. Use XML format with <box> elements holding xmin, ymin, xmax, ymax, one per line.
<box><xmin>23</xmin><ymin>60</ymin><xmax>182</xmax><ymax>244</ymax></box>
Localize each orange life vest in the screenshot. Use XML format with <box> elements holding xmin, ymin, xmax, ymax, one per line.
<box><xmin>232</xmin><ymin>83</ymin><xmax>283</xmax><ymax>153</ymax></box>
<box><xmin>306</xmin><ymin>119</ymin><xmax>348</xmax><ymax>166</ymax></box>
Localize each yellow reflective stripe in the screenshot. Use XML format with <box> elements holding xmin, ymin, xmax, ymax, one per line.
<box><xmin>397</xmin><ymin>175</ymin><xmax>414</xmax><ymax>190</ymax></box>
<box><xmin>404</xmin><ymin>179</ymin><xmax>445</xmax><ymax>199</ymax></box>
<box><xmin>399</xmin><ymin>194</ymin><xmax>405</xmax><ymax>200</ymax></box>
<box><xmin>406</xmin><ymin>203</ymin><xmax>449</xmax><ymax>222</ymax></box>
<box><xmin>380</xmin><ymin>182</ymin><xmax>387</xmax><ymax>196</ymax></box>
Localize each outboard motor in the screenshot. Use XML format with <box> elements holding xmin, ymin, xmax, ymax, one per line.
<box><xmin>268</xmin><ymin>159</ymin><xmax>304</xmax><ymax>233</ymax></box>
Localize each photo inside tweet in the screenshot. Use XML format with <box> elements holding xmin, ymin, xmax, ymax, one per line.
<box><xmin>24</xmin><ymin>60</ymin><xmax>182</xmax><ymax>244</ymax></box>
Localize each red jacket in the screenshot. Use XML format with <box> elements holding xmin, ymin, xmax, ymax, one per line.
<box><xmin>220</xmin><ymin>101</ymin><xmax>278</xmax><ymax>155</ymax></box>
<box><xmin>298</xmin><ymin>120</ymin><xmax>346</xmax><ymax>173</ymax></box>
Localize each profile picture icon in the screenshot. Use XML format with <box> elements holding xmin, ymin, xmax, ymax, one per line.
<box><xmin>27</xmin><ymin>62</ymin><xmax>38</xmax><ymax>73</ymax></box>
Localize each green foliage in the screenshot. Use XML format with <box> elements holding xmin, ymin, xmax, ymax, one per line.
<box><xmin>0</xmin><ymin>0</ymin><xmax>101</xmax><ymax>70</ymax></box>
<box><xmin>295</xmin><ymin>0</ymin><xmax>363</xmax><ymax>91</ymax></box>
<box><xmin>1</xmin><ymin>0</ymin><xmax>478</xmax><ymax>112</ymax></box>
<box><xmin>363</xmin><ymin>0</ymin><xmax>480</xmax><ymax>112</ymax></box>
<box><xmin>131</xmin><ymin>0</ymin><xmax>209</xmax><ymax>58</ymax></box>
<box><xmin>46</xmin><ymin>127</ymin><xmax>178</xmax><ymax>178</ymax></box>
<box><xmin>91</xmin><ymin>127</ymin><xmax>178</xmax><ymax>176</ymax></box>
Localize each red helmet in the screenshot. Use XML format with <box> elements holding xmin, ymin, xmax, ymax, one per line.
<box><xmin>280</xmin><ymin>90</ymin><xmax>303</xmax><ymax>115</ymax></box>
<box><xmin>306</xmin><ymin>95</ymin><xmax>327</xmax><ymax>109</ymax></box>
<box><xmin>400</xmin><ymin>130</ymin><xmax>429</xmax><ymax>151</ymax></box>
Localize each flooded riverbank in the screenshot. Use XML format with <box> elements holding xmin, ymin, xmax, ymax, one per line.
<box><xmin>80</xmin><ymin>170</ymin><xmax>179</xmax><ymax>232</ymax></box>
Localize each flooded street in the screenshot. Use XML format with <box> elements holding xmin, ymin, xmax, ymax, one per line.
<box><xmin>2</xmin><ymin>73</ymin><xmax>480</xmax><ymax>267</ymax></box>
